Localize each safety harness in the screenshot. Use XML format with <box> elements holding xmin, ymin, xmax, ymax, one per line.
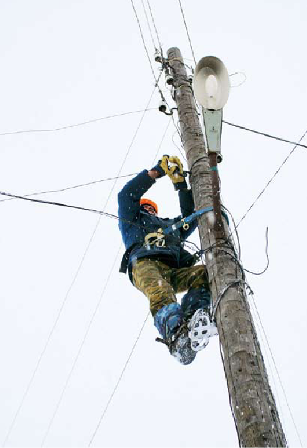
<box><xmin>144</xmin><ymin>206</ymin><xmax>229</xmax><ymax>247</ymax></box>
<box><xmin>120</xmin><ymin>206</ymin><xmax>229</xmax><ymax>273</ymax></box>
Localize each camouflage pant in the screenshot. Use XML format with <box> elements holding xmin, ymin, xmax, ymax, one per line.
<box><xmin>132</xmin><ymin>258</ymin><xmax>209</xmax><ymax>316</ymax></box>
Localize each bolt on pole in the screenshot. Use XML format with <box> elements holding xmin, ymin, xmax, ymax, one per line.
<box><xmin>167</xmin><ymin>46</ymin><xmax>287</xmax><ymax>447</ymax></box>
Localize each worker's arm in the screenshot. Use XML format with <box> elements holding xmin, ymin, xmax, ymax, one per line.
<box><xmin>118</xmin><ymin>160</ymin><xmax>165</xmax><ymax>222</ymax></box>
<box><xmin>178</xmin><ymin>188</ymin><xmax>199</xmax><ymax>239</ymax></box>
<box><xmin>162</xmin><ymin>155</ymin><xmax>198</xmax><ymax>238</ymax></box>
<box><xmin>178</xmin><ymin>188</ymin><xmax>195</xmax><ymax>218</ymax></box>
<box><xmin>118</xmin><ymin>170</ymin><xmax>155</xmax><ymax>222</ymax></box>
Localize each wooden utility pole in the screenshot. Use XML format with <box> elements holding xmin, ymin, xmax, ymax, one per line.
<box><xmin>167</xmin><ymin>47</ymin><xmax>287</xmax><ymax>447</ymax></box>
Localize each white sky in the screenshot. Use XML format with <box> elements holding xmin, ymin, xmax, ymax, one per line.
<box><xmin>0</xmin><ymin>0</ymin><xmax>306</xmax><ymax>447</ymax></box>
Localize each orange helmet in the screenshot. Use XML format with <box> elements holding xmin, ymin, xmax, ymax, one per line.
<box><xmin>140</xmin><ymin>198</ymin><xmax>158</xmax><ymax>214</ymax></box>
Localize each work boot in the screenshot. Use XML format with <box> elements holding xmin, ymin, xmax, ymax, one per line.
<box><xmin>169</xmin><ymin>325</ymin><xmax>197</xmax><ymax>365</ymax></box>
<box><xmin>154</xmin><ymin>303</ymin><xmax>196</xmax><ymax>365</ymax></box>
<box><xmin>181</xmin><ymin>287</ymin><xmax>211</xmax><ymax>319</ymax></box>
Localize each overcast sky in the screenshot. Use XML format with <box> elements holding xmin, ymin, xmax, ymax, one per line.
<box><xmin>0</xmin><ymin>0</ymin><xmax>306</xmax><ymax>447</ymax></box>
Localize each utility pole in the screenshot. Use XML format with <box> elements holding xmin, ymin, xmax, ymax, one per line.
<box><xmin>166</xmin><ymin>47</ymin><xmax>287</xmax><ymax>447</ymax></box>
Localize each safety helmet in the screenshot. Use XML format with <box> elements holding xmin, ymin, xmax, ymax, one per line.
<box><xmin>140</xmin><ymin>198</ymin><xmax>158</xmax><ymax>214</ymax></box>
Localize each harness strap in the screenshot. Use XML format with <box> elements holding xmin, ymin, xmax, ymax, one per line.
<box><xmin>164</xmin><ymin>206</ymin><xmax>214</xmax><ymax>235</ymax></box>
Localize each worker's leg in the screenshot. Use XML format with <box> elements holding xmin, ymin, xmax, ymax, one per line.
<box><xmin>132</xmin><ymin>259</ymin><xmax>176</xmax><ymax>315</ymax></box>
<box><xmin>132</xmin><ymin>259</ymin><xmax>183</xmax><ymax>339</ymax></box>
<box><xmin>170</xmin><ymin>264</ymin><xmax>211</xmax><ymax>319</ymax></box>
<box><xmin>133</xmin><ymin>259</ymin><xmax>197</xmax><ymax>364</ymax></box>
<box><xmin>171</xmin><ymin>264</ymin><xmax>209</xmax><ymax>292</ymax></box>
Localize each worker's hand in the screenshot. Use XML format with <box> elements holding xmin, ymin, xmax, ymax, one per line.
<box><xmin>150</xmin><ymin>155</ymin><xmax>169</xmax><ymax>178</ymax></box>
<box><xmin>164</xmin><ymin>156</ymin><xmax>188</xmax><ymax>190</ymax></box>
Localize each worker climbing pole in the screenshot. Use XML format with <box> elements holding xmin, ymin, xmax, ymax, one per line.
<box><xmin>117</xmin><ymin>39</ymin><xmax>287</xmax><ymax>445</ymax></box>
<box><xmin>161</xmin><ymin>46</ymin><xmax>287</xmax><ymax>447</ymax></box>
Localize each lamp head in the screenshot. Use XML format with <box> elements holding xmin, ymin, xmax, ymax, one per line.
<box><xmin>193</xmin><ymin>56</ymin><xmax>230</xmax><ymax>110</ymax></box>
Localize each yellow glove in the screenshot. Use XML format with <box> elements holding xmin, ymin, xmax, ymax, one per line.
<box><xmin>167</xmin><ymin>156</ymin><xmax>185</xmax><ymax>183</ymax></box>
<box><xmin>160</xmin><ymin>155</ymin><xmax>187</xmax><ymax>190</ymax></box>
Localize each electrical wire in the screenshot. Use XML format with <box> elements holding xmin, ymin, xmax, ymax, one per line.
<box><xmin>0</xmin><ymin>191</ymin><xmax>118</xmax><ymax>219</ymax></box>
<box><xmin>248</xmin><ymin>298</ymin><xmax>287</xmax><ymax>441</ymax></box>
<box><xmin>223</xmin><ymin>120</ymin><xmax>307</xmax><ymax>149</ymax></box>
<box><xmin>177</xmin><ymin>0</ymin><xmax>197</xmax><ymax>65</ymax></box>
<box><xmin>0</xmin><ymin>173</ymin><xmax>138</xmax><ymax>203</ymax></box>
<box><xmin>85</xmin><ymin>124</ymin><xmax>172</xmax><ymax>445</ymax></box>
<box><xmin>243</xmin><ymin>227</ymin><xmax>269</xmax><ymax>276</ymax></box>
<box><xmin>41</xmin><ymin>245</ymin><xmax>123</xmax><ymax>447</ymax></box>
<box><xmin>229</xmin><ymin>71</ymin><xmax>247</xmax><ymax>88</ymax></box>
<box><xmin>130</xmin><ymin>0</ymin><xmax>159</xmax><ymax>85</ymax></box>
<box><xmin>2</xmin><ymin>86</ymin><xmax>158</xmax><ymax>447</ymax></box>
<box><xmin>40</xmin><ymin>115</ymin><xmax>172</xmax><ymax>445</ymax></box>
<box><xmin>146</xmin><ymin>0</ymin><xmax>163</xmax><ymax>55</ymax></box>
<box><xmin>235</xmin><ymin>128</ymin><xmax>307</xmax><ymax>229</ymax></box>
<box><xmin>0</xmin><ymin>108</ymin><xmax>156</xmax><ymax>137</ymax></box>
<box><xmin>249</xmin><ymin>294</ymin><xmax>303</xmax><ymax>447</ymax></box>
<box><xmin>88</xmin><ymin>312</ymin><xmax>150</xmax><ymax>446</ymax></box>
<box><xmin>141</xmin><ymin>0</ymin><xmax>157</xmax><ymax>51</ymax></box>
<box><xmin>186</xmin><ymin>208</ymin><xmax>299</xmax><ymax>444</ymax></box>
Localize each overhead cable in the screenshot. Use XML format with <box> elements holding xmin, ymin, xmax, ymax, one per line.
<box><xmin>41</xmin><ymin>245</ymin><xmax>124</xmax><ymax>447</ymax></box>
<box><xmin>141</xmin><ymin>0</ymin><xmax>157</xmax><ymax>50</ymax></box>
<box><xmin>249</xmin><ymin>296</ymin><xmax>303</xmax><ymax>447</ymax></box>
<box><xmin>223</xmin><ymin>120</ymin><xmax>307</xmax><ymax>149</ymax></box>
<box><xmin>235</xmin><ymin>128</ymin><xmax>307</xmax><ymax>228</ymax></box>
<box><xmin>146</xmin><ymin>0</ymin><xmax>163</xmax><ymax>55</ymax></box>
<box><xmin>130</xmin><ymin>0</ymin><xmax>159</xmax><ymax>85</ymax></box>
<box><xmin>0</xmin><ymin>108</ymin><xmax>156</xmax><ymax>137</ymax></box>
<box><xmin>0</xmin><ymin>173</ymin><xmax>138</xmax><ymax>203</ymax></box>
<box><xmin>2</xmin><ymin>86</ymin><xmax>158</xmax><ymax>447</ymax></box>
<box><xmin>88</xmin><ymin>312</ymin><xmax>150</xmax><ymax>446</ymax></box>
<box><xmin>177</xmin><ymin>0</ymin><xmax>197</xmax><ymax>65</ymax></box>
<box><xmin>39</xmin><ymin>113</ymin><xmax>172</xmax><ymax>444</ymax></box>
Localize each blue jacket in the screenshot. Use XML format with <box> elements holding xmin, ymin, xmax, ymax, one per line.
<box><xmin>118</xmin><ymin>170</ymin><xmax>198</xmax><ymax>281</ymax></box>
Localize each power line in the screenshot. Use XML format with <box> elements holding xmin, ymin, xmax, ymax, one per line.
<box><xmin>177</xmin><ymin>0</ymin><xmax>197</xmax><ymax>65</ymax></box>
<box><xmin>223</xmin><ymin>120</ymin><xmax>307</xmax><ymax>149</ymax></box>
<box><xmin>41</xmin><ymin>245</ymin><xmax>124</xmax><ymax>446</ymax></box>
<box><xmin>88</xmin><ymin>312</ymin><xmax>150</xmax><ymax>447</ymax></box>
<box><xmin>249</xmin><ymin>294</ymin><xmax>303</xmax><ymax>447</ymax></box>
<box><xmin>2</xmin><ymin>86</ymin><xmax>158</xmax><ymax>447</ymax></box>
<box><xmin>39</xmin><ymin>111</ymin><xmax>172</xmax><ymax>444</ymax></box>
<box><xmin>0</xmin><ymin>191</ymin><xmax>118</xmax><ymax>218</ymax></box>
<box><xmin>130</xmin><ymin>0</ymin><xmax>159</xmax><ymax>84</ymax></box>
<box><xmin>0</xmin><ymin>173</ymin><xmax>138</xmax><ymax>203</ymax></box>
<box><xmin>141</xmin><ymin>0</ymin><xmax>157</xmax><ymax>50</ymax></box>
<box><xmin>146</xmin><ymin>0</ymin><xmax>163</xmax><ymax>55</ymax></box>
<box><xmin>0</xmin><ymin>108</ymin><xmax>156</xmax><ymax>137</ymax></box>
<box><xmin>236</xmin><ymin>128</ymin><xmax>307</xmax><ymax>229</ymax></box>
